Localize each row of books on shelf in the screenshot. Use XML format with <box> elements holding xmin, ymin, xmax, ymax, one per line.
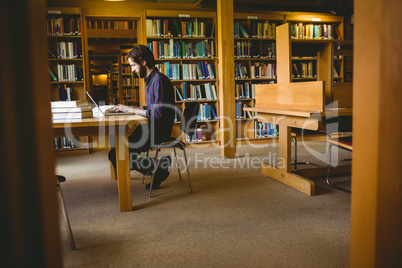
<box><xmin>123</xmin><ymin>88</ymin><xmax>132</xmax><ymax>97</ymax></box>
<box><xmin>47</xmin><ymin>15</ymin><xmax>82</xmax><ymax>36</ymax></box>
<box><xmin>255</xmin><ymin>122</ymin><xmax>278</xmax><ymax>138</ymax></box>
<box><xmin>48</xmin><ymin>64</ymin><xmax>83</xmax><ymax>82</ymax></box>
<box><xmin>156</xmin><ymin>63</ymin><xmax>180</xmax><ymax>80</ymax></box>
<box><xmin>87</xmin><ymin>20</ymin><xmax>136</xmax><ymax>30</ymax></box>
<box><xmin>235</xmin><ymin>82</ymin><xmax>254</xmax><ymax>99</ymax></box>
<box><xmin>250</xmin><ymin>63</ymin><xmax>277</xmax><ymax>79</ymax></box>
<box><xmin>176</xmin><ymin>82</ymin><xmax>217</xmax><ymax>101</ymax></box>
<box><xmin>234</xmin><ymin>21</ymin><xmax>276</xmax><ymax>39</ymax></box>
<box><xmin>111</xmin><ymin>73</ymin><xmax>119</xmax><ymax>80</ymax></box>
<box><xmin>290</xmin><ymin>23</ymin><xmax>341</xmax><ymax>40</ymax></box>
<box><xmin>198</xmin><ymin>103</ymin><xmax>217</xmax><ymax>121</ymax></box>
<box><xmin>185</xmin><ymin>125</ymin><xmax>207</xmax><ymax>143</ymax></box>
<box><xmin>54</xmin><ymin>137</ymin><xmax>77</xmax><ymax>150</ymax></box>
<box><xmin>236</xmin><ymin>102</ymin><xmax>255</xmax><ymax>119</ymax></box>
<box><xmin>235</xmin><ymin>81</ymin><xmax>274</xmax><ymax>99</ymax></box>
<box><xmin>50</xmin><ymin>99</ymin><xmax>93</xmax><ymax>120</ymax></box>
<box><xmin>48</xmin><ymin>41</ymin><xmax>82</xmax><ymax>59</ymax></box>
<box><xmin>292</xmin><ymin>62</ymin><xmax>316</xmax><ymax>78</ymax></box>
<box><xmin>148</xmin><ymin>39</ymin><xmax>215</xmax><ymax>59</ymax></box>
<box><xmin>235</xmin><ymin>40</ymin><xmax>276</xmax><ymax>59</ymax></box>
<box><xmin>146</xmin><ymin>18</ymin><xmax>215</xmax><ymax>38</ymax></box>
<box><xmin>184</xmin><ymin>122</ymin><xmax>279</xmax><ymax>143</ymax></box>
<box><xmin>122</xmin><ymin>76</ymin><xmax>138</xmax><ymax>86</ymax></box>
<box><xmin>112</xmin><ymin>66</ymin><xmax>119</xmax><ymax>73</ymax></box>
<box><xmin>235</xmin><ymin>62</ymin><xmax>277</xmax><ymax>79</ymax></box>
<box><xmin>157</xmin><ymin>62</ymin><xmax>216</xmax><ymax>81</ymax></box>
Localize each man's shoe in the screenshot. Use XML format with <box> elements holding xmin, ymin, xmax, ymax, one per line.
<box><xmin>146</xmin><ymin>170</ymin><xmax>170</xmax><ymax>190</ymax></box>
<box><xmin>131</xmin><ymin>157</ymin><xmax>155</xmax><ymax>176</ymax></box>
<box><xmin>158</xmin><ymin>156</ymin><xmax>172</xmax><ymax>171</ymax></box>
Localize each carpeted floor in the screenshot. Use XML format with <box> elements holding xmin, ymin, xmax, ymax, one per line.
<box><xmin>55</xmin><ymin>140</ymin><xmax>352</xmax><ymax>267</ymax></box>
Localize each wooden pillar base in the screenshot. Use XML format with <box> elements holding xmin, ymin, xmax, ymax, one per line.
<box><xmin>261</xmin><ymin>163</ymin><xmax>315</xmax><ymax>196</ymax></box>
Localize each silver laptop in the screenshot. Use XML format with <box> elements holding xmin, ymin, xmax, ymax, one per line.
<box><xmin>86</xmin><ymin>91</ymin><xmax>133</xmax><ymax>116</ymax></box>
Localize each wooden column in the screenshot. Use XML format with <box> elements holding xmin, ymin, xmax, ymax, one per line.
<box><xmin>1</xmin><ymin>0</ymin><xmax>62</xmax><ymax>266</ymax></box>
<box><xmin>276</xmin><ymin>23</ymin><xmax>292</xmax><ymax>84</ymax></box>
<box><xmin>217</xmin><ymin>0</ymin><xmax>235</xmax><ymax>158</ymax></box>
<box><xmin>275</xmin><ymin>23</ymin><xmax>292</xmax><ymax>173</ymax></box>
<box><xmin>316</xmin><ymin>43</ymin><xmax>333</xmax><ymax>107</ymax></box>
<box><xmin>351</xmin><ymin>0</ymin><xmax>402</xmax><ymax>266</ymax></box>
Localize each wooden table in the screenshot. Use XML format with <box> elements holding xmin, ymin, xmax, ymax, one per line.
<box><xmin>53</xmin><ymin>114</ymin><xmax>148</xmax><ymax>212</ymax></box>
<box><xmin>245</xmin><ymin>107</ymin><xmax>353</xmax><ymax>196</ymax></box>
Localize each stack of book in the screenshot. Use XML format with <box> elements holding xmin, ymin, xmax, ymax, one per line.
<box><xmin>51</xmin><ymin>100</ymin><xmax>93</xmax><ymax>120</ymax></box>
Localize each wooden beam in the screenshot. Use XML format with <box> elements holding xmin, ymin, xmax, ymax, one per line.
<box><xmin>217</xmin><ymin>0</ymin><xmax>236</xmax><ymax>158</ymax></box>
<box><xmin>351</xmin><ymin>0</ymin><xmax>402</xmax><ymax>266</ymax></box>
<box><xmin>276</xmin><ymin>23</ymin><xmax>292</xmax><ymax>84</ymax></box>
<box><xmin>1</xmin><ymin>0</ymin><xmax>62</xmax><ymax>266</ymax></box>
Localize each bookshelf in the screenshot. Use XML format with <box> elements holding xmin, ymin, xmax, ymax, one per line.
<box><xmin>274</xmin><ymin>14</ymin><xmax>344</xmax><ymax>137</ymax></box>
<box><xmin>145</xmin><ymin>10</ymin><xmax>219</xmax><ymax>146</ymax></box>
<box><xmin>110</xmin><ymin>63</ymin><xmax>120</xmax><ymax>104</ymax></box>
<box><xmin>120</xmin><ymin>49</ymin><xmax>140</xmax><ymax>106</ymax></box>
<box><xmin>84</xmin><ymin>16</ymin><xmax>140</xmax><ymax>105</ymax></box>
<box><xmin>47</xmin><ymin>7</ymin><xmax>89</xmax><ymax>154</ymax></box>
<box><xmin>282</xmin><ymin>12</ymin><xmax>344</xmax><ymax>106</ymax></box>
<box><xmin>233</xmin><ymin>13</ymin><xmax>285</xmax><ymax>141</ymax></box>
<box><xmin>234</xmin><ymin>12</ymin><xmax>344</xmax><ymax>142</ymax></box>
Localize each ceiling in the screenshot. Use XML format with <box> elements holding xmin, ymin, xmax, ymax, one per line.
<box><xmin>47</xmin><ymin>0</ymin><xmax>353</xmax><ymax>15</ymax></box>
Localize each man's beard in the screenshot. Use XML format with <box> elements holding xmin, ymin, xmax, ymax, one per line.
<box><xmin>137</xmin><ymin>64</ymin><xmax>146</xmax><ymax>78</ymax></box>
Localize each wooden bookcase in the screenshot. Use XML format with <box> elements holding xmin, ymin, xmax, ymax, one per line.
<box><xmin>110</xmin><ymin>63</ymin><xmax>120</xmax><ymax>104</ymax></box>
<box><xmin>120</xmin><ymin>49</ymin><xmax>140</xmax><ymax>106</ymax></box>
<box><xmin>233</xmin><ymin>12</ymin><xmax>345</xmax><ymax>142</ymax></box>
<box><xmin>145</xmin><ymin>10</ymin><xmax>219</xmax><ymax>146</ymax></box>
<box><xmin>281</xmin><ymin>12</ymin><xmax>344</xmax><ymax>106</ymax></box>
<box><xmin>233</xmin><ymin>12</ymin><xmax>285</xmax><ymax>141</ymax></box>
<box><xmin>84</xmin><ymin>16</ymin><xmax>140</xmax><ymax>106</ymax></box>
<box><xmin>47</xmin><ymin>7</ymin><xmax>89</xmax><ymax>154</ymax></box>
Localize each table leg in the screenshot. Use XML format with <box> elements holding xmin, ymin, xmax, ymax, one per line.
<box><xmin>110</xmin><ymin>162</ymin><xmax>117</xmax><ymax>181</ymax></box>
<box><xmin>261</xmin><ymin>125</ymin><xmax>315</xmax><ymax>196</ymax></box>
<box><xmin>114</xmin><ymin>125</ymin><xmax>132</xmax><ymax>212</ymax></box>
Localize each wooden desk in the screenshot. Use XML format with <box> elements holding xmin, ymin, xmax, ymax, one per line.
<box><xmin>245</xmin><ymin>107</ymin><xmax>352</xmax><ymax>196</ymax></box>
<box><xmin>53</xmin><ymin>114</ymin><xmax>148</xmax><ymax>212</ymax></box>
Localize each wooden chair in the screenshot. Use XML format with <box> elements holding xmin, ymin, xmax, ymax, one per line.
<box><xmin>142</xmin><ymin>102</ymin><xmax>199</xmax><ymax>198</ymax></box>
<box><xmin>56</xmin><ymin>175</ymin><xmax>76</xmax><ymax>250</ymax></box>
<box><xmin>325</xmin><ymin>133</ymin><xmax>352</xmax><ymax>193</ymax></box>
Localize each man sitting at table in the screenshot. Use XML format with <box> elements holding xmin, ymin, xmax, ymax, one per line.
<box><xmin>108</xmin><ymin>45</ymin><xmax>175</xmax><ymax>190</ymax></box>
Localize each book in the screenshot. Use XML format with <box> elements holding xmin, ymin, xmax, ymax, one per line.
<box><xmin>48</xmin><ymin>48</ymin><xmax>57</xmax><ymax>58</ymax></box>
<box><xmin>48</xmin><ymin>68</ymin><xmax>58</xmax><ymax>81</ymax></box>
<box><xmin>51</xmin><ymin>106</ymin><xmax>92</xmax><ymax>113</ymax></box>
<box><xmin>172</xmin><ymin>18</ymin><xmax>181</xmax><ymax>37</ymax></box>
<box><xmin>52</xmin><ymin>110</ymin><xmax>93</xmax><ymax>120</ymax></box>
<box><xmin>239</xmin><ymin>25</ymin><xmax>249</xmax><ymax>38</ymax></box>
<box><xmin>210</xmin><ymin>22</ymin><xmax>215</xmax><ymax>38</ymax></box>
<box><xmin>50</xmin><ymin>99</ymin><xmax>90</xmax><ymax>108</ymax></box>
<box><xmin>175</xmin><ymin>86</ymin><xmax>183</xmax><ymax>101</ymax></box>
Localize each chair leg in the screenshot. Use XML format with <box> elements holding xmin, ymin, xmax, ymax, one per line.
<box><xmin>291</xmin><ymin>134</ymin><xmax>322</xmax><ymax>171</ymax></box>
<box><xmin>173</xmin><ymin>148</ymin><xmax>182</xmax><ymax>181</ymax></box>
<box><xmin>57</xmin><ymin>183</ymin><xmax>76</xmax><ymax>250</ymax></box>
<box><xmin>142</xmin><ymin>150</ymin><xmax>150</xmax><ymax>184</ymax></box>
<box><xmin>182</xmin><ymin>147</ymin><xmax>193</xmax><ymax>193</ymax></box>
<box><xmin>326</xmin><ymin>143</ymin><xmax>333</xmax><ymax>187</ymax></box>
<box><xmin>326</xmin><ymin>143</ymin><xmax>351</xmax><ymax>194</ymax></box>
<box><xmin>292</xmin><ymin>135</ymin><xmax>298</xmax><ymax>171</ymax></box>
<box><xmin>148</xmin><ymin>150</ymin><xmax>160</xmax><ymax>198</ymax></box>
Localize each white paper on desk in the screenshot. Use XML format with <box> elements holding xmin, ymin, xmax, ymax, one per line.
<box><xmin>92</xmin><ymin>105</ymin><xmax>115</xmax><ymax>117</ymax></box>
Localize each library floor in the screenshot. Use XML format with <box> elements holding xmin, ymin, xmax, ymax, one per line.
<box><xmin>56</xmin><ymin>140</ymin><xmax>351</xmax><ymax>267</ymax></box>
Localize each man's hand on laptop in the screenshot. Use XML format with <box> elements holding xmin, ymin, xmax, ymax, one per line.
<box><xmin>113</xmin><ymin>104</ymin><xmax>146</xmax><ymax>117</ymax></box>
